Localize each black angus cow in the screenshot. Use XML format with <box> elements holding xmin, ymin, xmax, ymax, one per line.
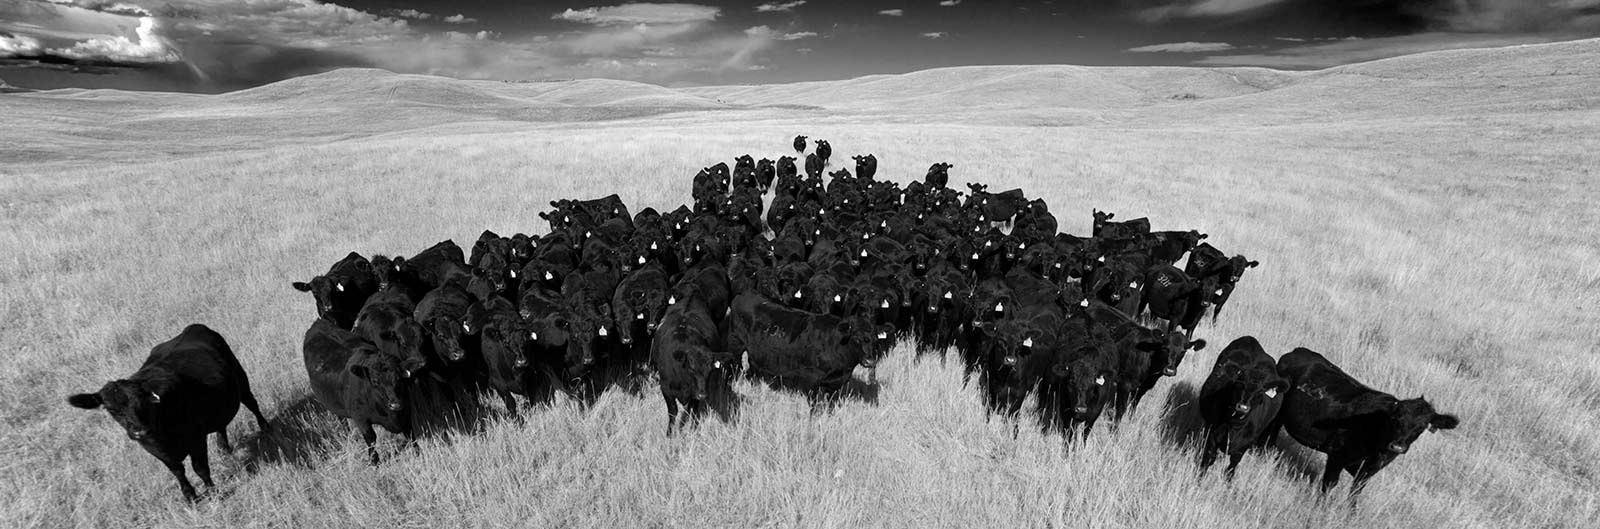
<box><xmin>414</xmin><ymin>282</ymin><xmax>482</xmax><ymax>392</ymax></box>
<box><xmin>853</xmin><ymin>154</ymin><xmax>878</xmax><ymax>180</ymax></box>
<box><xmin>726</xmin><ymin>292</ymin><xmax>884</xmax><ymax>407</ymax></box>
<box><xmin>1144</xmin><ymin>230</ymin><xmax>1207</xmax><ymax>266</ymax></box>
<box><xmin>384</xmin><ymin>240</ymin><xmax>472</xmax><ymax>299</ymax></box>
<box><xmin>1185</xmin><ymin>242</ymin><xmax>1259</xmax><ymax>321</ymax></box>
<box><xmin>1091</xmin><ymin>211</ymin><xmax>1151</xmax><ymax>240</ymax></box>
<box><xmin>301</xmin><ymin>318</ymin><xmax>410</xmax><ymax>465</ymax></box>
<box><xmin>732</xmin><ymin>155</ymin><xmax>758</xmax><ymax>190</ymax></box>
<box><xmin>755</xmin><ymin>158</ymin><xmax>776</xmax><ymax>192</ymax></box>
<box><xmin>1139</xmin><ymin>264</ymin><xmax>1206</xmax><ymax>336</ymax></box>
<box><xmin>1275</xmin><ymin>347</ymin><xmax>1459</xmax><ymax>496</ymax></box>
<box><xmin>651</xmin><ymin>292</ymin><xmax>736</xmax><ymax>434</ymax></box>
<box><xmin>1197</xmin><ymin>336</ymin><xmax>1287</xmax><ymax>476</ymax></box>
<box><xmin>67</xmin><ymin>324</ymin><xmax>271</xmax><ymax>501</ymax></box>
<box><xmin>1085</xmin><ymin>300</ymin><xmax>1206</xmax><ymax>418</ymax></box>
<box><xmin>351</xmin><ymin>288</ymin><xmax>430</xmax><ymax>380</ymax></box>
<box><xmin>292</xmin><ymin>252</ymin><xmax>380</xmax><ymax>330</ymax></box>
<box><xmin>463</xmin><ymin>297</ymin><xmax>541</xmax><ymax>414</ymax></box>
<box><xmin>793</xmin><ymin>135</ymin><xmax>808</xmax><ymax>153</ymax></box>
<box><xmin>1045</xmin><ymin>322</ymin><xmax>1119</xmax><ymax>438</ymax></box>
<box><xmin>804</xmin><ymin>153</ymin><xmax>825</xmax><ymax>179</ymax></box>
<box><xmin>924</xmin><ymin>162</ymin><xmax>952</xmax><ymax>188</ymax></box>
<box><xmin>814</xmin><ymin>139</ymin><xmax>832</xmax><ymax>166</ymax></box>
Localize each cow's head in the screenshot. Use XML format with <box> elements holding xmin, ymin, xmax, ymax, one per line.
<box><xmin>379</xmin><ymin>321</ymin><xmax>430</xmax><ymax>379</ymax></box>
<box><xmin>1158</xmin><ymin>333</ymin><xmax>1206</xmax><ymax>377</ymax></box>
<box><xmin>427</xmin><ymin>317</ymin><xmax>470</xmax><ymax>363</ymax></box>
<box><xmin>1315</xmin><ymin>397</ymin><xmax>1459</xmax><ymax>455</ymax></box>
<box><xmin>291</xmin><ymin>275</ymin><xmax>342</xmax><ymax>317</ymax></box>
<box><xmin>1050</xmin><ymin>348</ymin><xmax>1113</xmax><ymax>421</ymax></box>
<box><xmin>665</xmin><ymin>347</ymin><xmax>718</xmax><ymax>401</ymax></box>
<box><xmin>1221</xmin><ymin>369</ymin><xmax>1287</xmax><ymax>423</ymax></box>
<box><xmin>346</xmin><ymin>349</ymin><xmax>409</xmax><ymax>417</ymax></box>
<box><xmin>68</xmin><ymin>379</ymin><xmax>170</xmax><ymax>443</ymax></box>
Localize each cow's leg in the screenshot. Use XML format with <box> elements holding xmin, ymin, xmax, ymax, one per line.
<box><xmin>240</xmin><ymin>387</ymin><xmax>271</xmax><ymax>434</ymax></box>
<box><xmin>499</xmin><ymin>390</ymin><xmax>520</xmax><ymax>420</ymax></box>
<box><xmin>664</xmin><ymin>396</ymin><xmax>680</xmax><ymax>436</ymax></box>
<box><xmin>1350</xmin><ymin>458</ymin><xmax>1381</xmax><ymax>499</ymax></box>
<box><xmin>356</xmin><ymin>419</ymin><xmax>380</xmax><ymax>465</ymax></box>
<box><xmin>160</xmin><ymin>454</ymin><xmax>198</xmax><ymax>502</ymax></box>
<box><xmin>190</xmin><ymin>437</ymin><xmax>215</xmax><ymax>488</ymax></box>
<box><xmin>1318</xmin><ymin>453</ymin><xmax>1347</xmax><ymax>493</ymax></box>
<box><xmin>1113</xmin><ymin>385</ymin><xmax>1132</xmax><ymax>421</ymax></box>
<box><xmin>1199</xmin><ymin>426</ymin><xmax>1222</xmax><ymax>470</ymax></box>
<box><xmin>1225</xmin><ymin>451</ymin><xmax>1245</xmax><ymax>479</ymax></box>
<box><xmin>215</xmin><ymin>429</ymin><xmax>232</xmax><ymax>453</ymax></box>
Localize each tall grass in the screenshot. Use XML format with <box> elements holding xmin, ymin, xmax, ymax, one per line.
<box><xmin>1</xmin><ymin>68</ymin><xmax>1597</xmax><ymax>529</ymax></box>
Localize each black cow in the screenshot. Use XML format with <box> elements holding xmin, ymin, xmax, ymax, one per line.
<box><xmin>292</xmin><ymin>252</ymin><xmax>380</xmax><ymax>330</ymax></box>
<box><xmin>1276</xmin><ymin>347</ymin><xmax>1459</xmax><ymax>496</ymax></box>
<box><xmin>924</xmin><ymin>162</ymin><xmax>952</xmax><ymax>188</ymax></box>
<box><xmin>1197</xmin><ymin>336</ymin><xmax>1287</xmax><ymax>476</ymax></box>
<box><xmin>793</xmin><ymin>135</ymin><xmax>807</xmax><ymax>153</ymax></box>
<box><xmin>67</xmin><ymin>324</ymin><xmax>270</xmax><ymax>501</ymax></box>
<box><xmin>814</xmin><ymin>139</ymin><xmax>832</xmax><ymax>165</ymax></box>
<box><xmin>755</xmin><ymin>158</ymin><xmax>776</xmax><ymax>192</ymax></box>
<box><xmin>1184</xmin><ymin>243</ymin><xmax>1259</xmax><ymax>321</ymax></box>
<box><xmin>853</xmin><ymin>154</ymin><xmax>878</xmax><ymax>180</ymax></box>
<box><xmin>651</xmin><ymin>293</ymin><xmax>735</xmax><ymax>434</ymax></box>
<box><xmin>300</xmin><ymin>318</ymin><xmax>410</xmax><ymax>465</ymax></box>
<box><xmin>804</xmin><ymin>153</ymin><xmax>824</xmax><ymax>179</ymax></box>
<box><xmin>727</xmin><ymin>292</ymin><xmax>883</xmax><ymax>406</ymax></box>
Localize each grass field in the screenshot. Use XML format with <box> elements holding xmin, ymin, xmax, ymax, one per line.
<box><xmin>2</xmin><ymin>40</ymin><xmax>1598</xmax><ymax>528</ymax></box>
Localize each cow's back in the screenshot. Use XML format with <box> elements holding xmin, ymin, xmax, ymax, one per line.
<box><xmin>1277</xmin><ymin>347</ymin><xmax>1390</xmax><ymax>449</ymax></box>
<box><xmin>139</xmin><ymin>324</ymin><xmax>245</xmax><ymax>431</ymax></box>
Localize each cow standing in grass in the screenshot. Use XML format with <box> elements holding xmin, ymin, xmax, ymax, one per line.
<box><xmin>67</xmin><ymin>324</ymin><xmax>271</xmax><ymax>501</ymax></box>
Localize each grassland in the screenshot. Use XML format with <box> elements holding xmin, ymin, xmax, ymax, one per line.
<box><xmin>2</xmin><ymin>40</ymin><xmax>1598</xmax><ymax>528</ymax></box>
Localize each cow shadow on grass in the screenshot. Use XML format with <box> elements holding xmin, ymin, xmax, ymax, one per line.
<box><xmin>237</xmin><ymin>386</ymin><xmax>503</xmax><ymax>472</ymax></box>
<box><xmin>1157</xmin><ymin>380</ymin><xmax>1323</xmax><ymax>483</ymax></box>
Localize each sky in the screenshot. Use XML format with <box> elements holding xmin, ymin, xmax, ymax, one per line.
<box><xmin>1</xmin><ymin>0</ymin><xmax>1598</xmax><ymax>92</ymax></box>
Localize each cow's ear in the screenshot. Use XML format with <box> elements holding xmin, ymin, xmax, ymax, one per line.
<box><xmin>1189</xmin><ymin>339</ymin><xmax>1207</xmax><ymax>351</ymax></box>
<box><xmin>538</xmin><ymin>212</ymin><xmax>550</xmax><ymax>220</ymax></box>
<box><xmin>292</xmin><ymin>282</ymin><xmax>312</xmax><ymax>292</ymax></box>
<box><xmin>349</xmin><ymin>364</ymin><xmax>371</xmax><ymax>380</ymax></box>
<box><xmin>1429</xmin><ymin>413</ymin><xmax>1459</xmax><ymax>431</ymax></box>
<box><xmin>1247</xmin><ymin>260</ymin><xmax>1260</xmax><ymax>268</ymax></box>
<box><xmin>68</xmin><ymin>393</ymin><xmax>102</xmax><ymax>409</ymax></box>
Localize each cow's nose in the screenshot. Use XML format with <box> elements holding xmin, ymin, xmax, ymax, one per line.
<box><xmin>1073</xmin><ymin>406</ymin><xmax>1089</xmax><ymax>415</ymax></box>
<box><xmin>388</xmin><ymin>401</ymin><xmax>403</xmax><ymax>412</ymax></box>
<box><xmin>1162</xmin><ymin>367</ymin><xmax>1177</xmax><ymax>376</ymax></box>
<box><xmin>127</xmin><ymin>430</ymin><xmax>148</xmax><ymax>441</ymax></box>
<box><xmin>1234</xmin><ymin>403</ymin><xmax>1251</xmax><ymax>416</ymax></box>
<box><xmin>1387</xmin><ymin>442</ymin><xmax>1409</xmax><ymax>454</ymax></box>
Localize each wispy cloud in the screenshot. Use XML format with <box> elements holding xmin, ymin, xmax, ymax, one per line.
<box><xmin>1127</xmin><ymin>41</ymin><xmax>1236</xmax><ymax>53</ymax></box>
<box><xmin>1197</xmin><ymin>32</ymin><xmax>1558</xmax><ymax>68</ymax></box>
<box><xmin>443</xmin><ymin>14</ymin><xmax>477</xmax><ymax>24</ymax></box>
<box><xmin>392</xmin><ymin>9</ymin><xmax>431</xmax><ymax>21</ymax></box>
<box><xmin>879</xmin><ymin>9</ymin><xmax>903</xmax><ymax>17</ymax></box>
<box><xmin>922</xmin><ymin>32</ymin><xmax>948</xmax><ymax>39</ymax></box>
<box><xmin>754</xmin><ymin>1</ymin><xmax>806</xmax><ymax>12</ymax></box>
<box><xmin>778</xmin><ymin>31</ymin><xmax>816</xmax><ymax>41</ymax></box>
<box><xmin>939</xmin><ymin>0</ymin><xmax>961</xmax><ymax>6</ymax></box>
<box><xmin>554</xmin><ymin>3</ymin><xmax>720</xmax><ymax>26</ymax></box>
<box><xmin>1139</xmin><ymin>0</ymin><xmax>1283</xmax><ymax>22</ymax></box>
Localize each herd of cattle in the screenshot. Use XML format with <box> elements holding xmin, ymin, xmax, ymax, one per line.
<box><xmin>65</xmin><ymin>136</ymin><xmax>1458</xmax><ymax>502</ymax></box>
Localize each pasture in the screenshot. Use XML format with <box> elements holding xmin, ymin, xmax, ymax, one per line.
<box><xmin>2</xmin><ymin>40</ymin><xmax>1598</xmax><ymax>528</ymax></box>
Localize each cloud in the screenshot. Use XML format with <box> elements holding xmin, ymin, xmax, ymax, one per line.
<box><xmin>879</xmin><ymin>9</ymin><xmax>903</xmax><ymax>16</ymax></box>
<box><xmin>1196</xmin><ymin>32</ymin><xmax>1558</xmax><ymax>68</ymax></box>
<box><xmin>795</xmin><ymin>47</ymin><xmax>812</xmax><ymax>53</ymax></box>
<box><xmin>443</xmin><ymin>14</ymin><xmax>476</xmax><ymax>24</ymax></box>
<box><xmin>1127</xmin><ymin>41</ymin><xmax>1236</xmax><ymax>53</ymax></box>
<box><xmin>754</xmin><ymin>1</ymin><xmax>805</xmax><ymax>12</ymax></box>
<box><xmin>554</xmin><ymin>3</ymin><xmax>721</xmax><ymax>26</ymax></box>
<box><xmin>922</xmin><ymin>32</ymin><xmax>948</xmax><ymax>39</ymax></box>
<box><xmin>1139</xmin><ymin>0</ymin><xmax>1282</xmax><ymax>21</ymax></box>
<box><xmin>940</xmin><ymin>0</ymin><xmax>961</xmax><ymax>6</ymax></box>
<box><xmin>392</xmin><ymin>9</ymin><xmax>431</xmax><ymax>20</ymax></box>
<box><xmin>1141</xmin><ymin>0</ymin><xmax>1600</xmax><ymax>34</ymax></box>
<box><xmin>0</xmin><ymin>32</ymin><xmax>46</xmax><ymax>57</ymax></box>
<box><xmin>778</xmin><ymin>31</ymin><xmax>816</xmax><ymax>40</ymax></box>
<box><xmin>49</xmin><ymin>16</ymin><xmax>178</xmax><ymax>62</ymax></box>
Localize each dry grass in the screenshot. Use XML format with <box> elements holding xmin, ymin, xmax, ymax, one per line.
<box><xmin>2</xmin><ymin>41</ymin><xmax>1598</xmax><ymax>528</ymax></box>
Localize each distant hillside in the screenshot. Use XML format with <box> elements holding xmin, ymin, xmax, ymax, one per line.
<box><xmin>0</xmin><ymin>77</ymin><xmax>33</xmax><ymax>94</ymax></box>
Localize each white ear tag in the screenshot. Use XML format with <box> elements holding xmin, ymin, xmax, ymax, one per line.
<box><xmin>833</xmin><ymin>295</ymin><xmax>842</xmax><ymax>302</ymax></box>
<box><xmin>636</xmin><ymin>313</ymin><xmax>645</xmax><ymax>320</ymax></box>
<box><xmin>860</xmin><ymin>249</ymin><xmax>868</xmax><ymax>257</ymax></box>
<box><xmin>509</xmin><ymin>270</ymin><xmax>518</xmax><ymax>278</ymax></box>
<box><xmin>638</xmin><ymin>256</ymin><xmax>647</xmax><ymax>264</ymax></box>
<box><xmin>1130</xmin><ymin>281</ymin><xmax>1139</xmax><ymax>288</ymax></box>
<box><xmin>714</xmin><ymin>361</ymin><xmax>723</xmax><ymax>369</ymax></box>
<box><xmin>668</xmin><ymin>295</ymin><xmax>677</xmax><ymax>305</ymax></box>
<box><xmin>877</xmin><ymin>331</ymin><xmax>888</xmax><ymax>339</ymax></box>
<box><xmin>149</xmin><ymin>391</ymin><xmax>162</xmax><ymax>403</ymax></box>
<box><xmin>1097</xmin><ymin>256</ymin><xmax>1106</xmax><ymax>262</ymax></box>
<box><xmin>1265</xmin><ymin>388</ymin><xmax>1278</xmax><ymax>398</ymax></box>
<box><xmin>335</xmin><ymin>282</ymin><xmax>345</xmax><ymax>292</ymax></box>
<box><xmin>598</xmin><ymin>326</ymin><xmax>608</xmax><ymax>336</ymax></box>
<box><xmin>995</xmin><ymin>301</ymin><xmax>1004</xmax><ymax>311</ymax></box>
<box><xmin>1022</xmin><ymin>337</ymin><xmax>1033</xmax><ymax>347</ymax></box>
<box><xmin>1079</xmin><ymin>299</ymin><xmax>1089</xmax><ymax>307</ymax></box>
<box><xmin>879</xmin><ymin>300</ymin><xmax>889</xmax><ymax>308</ymax></box>
<box><xmin>794</xmin><ymin>290</ymin><xmax>804</xmax><ymax>298</ymax></box>
<box><xmin>943</xmin><ymin>291</ymin><xmax>953</xmax><ymax>299</ymax></box>
<box><xmin>1095</xmin><ymin>376</ymin><xmax>1105</xmax><ymax>385</ymax></box>
<box><xmin>530</xmin><ymin>330</ymin><xmax>538</xmax><ymax>340</ymax></box>
<box><xmin>971</xmin><ymin>253</ymin><xmax>979</xmax><ymax>259</ymax></box>
<box><xmin>650</xmin><ymin>242</ymin><xmax>658</xmax><ymax>250</ymax></box>
<box><xmin>462</xmin><ymin>322</ymin><xmax>472</xmax><ymax>332</ymax></box>
<box><xmin>545</xmin><ymin>271</ymin><xmax>554</xmax><ymax>280</ymax></box>
<box><xmin>1214</xmin><ymin>289</ymin><xmax>1224</xmax><ymax>296</ymax></box>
